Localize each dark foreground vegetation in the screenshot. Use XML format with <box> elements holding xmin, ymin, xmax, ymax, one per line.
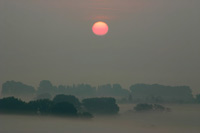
<box><xmin>1</xmin><ymin>80</ymin><xmax>200</xmax><ymax>104</ymax></box>
<box><xmin>82</xmin><ymin>97</ymin><xmax>119</xmax><ymax>115</ymax></box>
<box><xmin>0</xmin><ymin>95</ymin><xmax>119</xmax><ymax>118</ymax></box>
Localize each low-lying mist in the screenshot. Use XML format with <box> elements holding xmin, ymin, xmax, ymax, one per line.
<box><xmin>1</xmin><ymin>104</ymin><xmax>200</xmax><ymax>133</ymax></box>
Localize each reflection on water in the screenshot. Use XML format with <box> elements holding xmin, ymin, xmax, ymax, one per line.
<box><xmin>1</xmin><ymin>104</ymin><xmax>200</xmax><ymax>133</ymax></box>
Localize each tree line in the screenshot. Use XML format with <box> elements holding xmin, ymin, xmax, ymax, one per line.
<box><xmin>1</xmin><ymin>80</ymin><xmax>200</xmax><ymax>103</ymax></box>
<box><xmin>0</xmin><ymin>94</ymin><xmax>119</xmax><ymax>118</ymax></box>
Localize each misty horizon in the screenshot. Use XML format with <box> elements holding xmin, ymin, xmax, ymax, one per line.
<box><xmin>1</xmin><ymin>0</ymin><xmax>200</xmax><ymax>132</ymax></box>
<box><xmin>0</xmin><ymin>80</ymin><xmax>197</xmax><ymax>94</ymax></box>
<box><xmin>1</xmin><ymin>0</ymin><xmax>200</xmax><ymax>94</ymax></box>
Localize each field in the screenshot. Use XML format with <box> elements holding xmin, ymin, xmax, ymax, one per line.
<box><xmin>1</xmin><ymin>104</ymin><xmax>200</xmax><ymax>133</ymax></box>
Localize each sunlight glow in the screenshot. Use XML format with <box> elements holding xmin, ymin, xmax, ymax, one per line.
<box><xmin>92</xmin><ymin>21</ymin><xmax>109</xmax><ymax>36</ymax></box>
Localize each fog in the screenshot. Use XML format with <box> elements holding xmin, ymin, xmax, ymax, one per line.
<box><xmin>1</xmin><ymin>0</ymin><xmax>200</xmax><ymax>94</ymax></box>
<box><xmin>1</xmin><ymin>1</ymin><xmax>200</xmax><ymax>132</ymax></box>
<box><xmin>1</xmin><ymin>104</ymin><xmax>200</xmax><ymax>133</ymax></box>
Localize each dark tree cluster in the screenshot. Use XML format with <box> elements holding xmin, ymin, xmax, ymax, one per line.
<box><xmin>37</xmin><ymin>80</ymin><xmax>56</xmax><ymax>96</ymax></box>
<box><xmin>0</xmin><ymin>97</ymin><xmax>81</xmax><ymax>117</ymax></box>
<box><xmin>2</xmin><ymin>81</ymin><xmax>35</xmax><ymax>100</ymax></box>
<box><xmin>28</xmin><ymin>99</ymin><xmax>53</xmax><ymax>115</ymax></box>
<box><xmin>56</xmin><ymin>83</ymin><xmax>129</xmax><ymax>98</ymax></box>
<box><xmin>130</xmin><ymin>84</ymin><xmax>194</xmax><ymax>103</ymax></box>
<box><xmin>51</xmin><ymin>102</ymin><xmax>77</xmax><ymax>116</ymax></box>
<box><xmin>53</xmin><ymin>94</ymin><xmax>81</xmax><ymax>107</ymax></box>
<box><xmin>1</xmin><ymin>80</ymin><xmax>131</xmax><ymax>101</ymax></box>
<box><xmin>38</xmin><ymin>82</ymin><xmax>97</xmax><ymax>97</ymax></box>
<box><xmin>0</xmin><ymin>97</ymin><xmax>28</xmax><ymax>114</ymax></box>
<box><xmin>50</xmin><ymin>94</ymin><xmax>120</xmax><ymax>115</ymax></box>
<box><xmin>0</xmin><ymin>94</ymin><xmax>120</xmax><ymax>117</ymax></box>
<box><xmin>82</xmin><ymin>97</ymin><xmax>119</xmax><ymax>115</ymax></box>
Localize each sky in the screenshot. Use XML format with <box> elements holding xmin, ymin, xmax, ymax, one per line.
<box><xmin>0</xmin><ymin>0</ymin><xmax>200</xmax><ymax>94</ymax></box>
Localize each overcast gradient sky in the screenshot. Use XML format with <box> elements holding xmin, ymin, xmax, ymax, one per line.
<box><xmin>0</xmin><ymin>0</ymin><xmax>200</xmax><ymax>93</ymax></box>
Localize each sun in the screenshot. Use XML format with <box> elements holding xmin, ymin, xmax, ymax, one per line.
<box><xmin>92</xmin><ymin>21</ymin><xmax>109</xmax><ymax>36</ymax></box>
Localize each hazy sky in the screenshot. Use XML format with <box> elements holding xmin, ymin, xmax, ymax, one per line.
<box><xmin>1</xmin><ymin>0</ymin><xmax>200</xmax><ymax>93</ymax></box>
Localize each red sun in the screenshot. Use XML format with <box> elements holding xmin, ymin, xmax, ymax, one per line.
<box><xmin>92</xmin><ymin>21</ymin><xmax>109</xmax><ymax>36</ymax></box>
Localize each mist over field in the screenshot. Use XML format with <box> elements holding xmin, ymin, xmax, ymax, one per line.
<box><xmin>1</xmin><ymin>81</ymin><xmax>200</xmax><ymax>133</ymax></box>
<box><xmin>1</xmin><ymin>104</ymin><xmax>200</xmax><ymax>133</ymax></box>
<box><xmin>1</xmin><ymin>0</ymin><xmax>200</xmax><ymax>132</ymax></box>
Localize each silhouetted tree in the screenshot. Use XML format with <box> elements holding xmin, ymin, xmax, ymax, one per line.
<box><xmin>1</xmin><ymin>81</ymin><xmax>35</xmax><ymax>100</ymax></box>
<box><xmin>53</xmin><ymin>94</ymin><xmax>81</xmax><ymax>108</ymax></box>
<box><xmin>0</xmin><ymin>97</ymin><xmax>28</xmax><ymax>114</ymax></box>
<box><xmin>57</xmin><ymin>84</ymin><xmax>96</xmax><ymax>97</ymax></box>
<box><xmin>130</xmin><ymin>84</ymin><xmax>194</xmax><ymax>103</ymax></box>
<box><xmin>37</xmin><ymin>80</ymin><xmax>56</xmax><ymax>95</ymax></box>
<box><xmin>28</xmin><ymin>99</ymin><xmax>53</xmax><ymax>114</ymax></box>
<box><xmin>82</xmin><ymin>97</ymin><xmax>119</xmax><ymax>114</ymax></box>
<box><xmin>0</xmin><ymin>97</ymin><xmax>93</xmax><ymax>118</ymax></box>
<box><xmin>51</xmin><ymin>102</ymin><xmax>77</xmax><ymax>116</ymax></box>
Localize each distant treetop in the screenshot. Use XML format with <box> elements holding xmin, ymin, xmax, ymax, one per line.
<box><xmin>1</xmin><ymin>81</ymin><xmax>35</xmax><ymax>99</ymax></box>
